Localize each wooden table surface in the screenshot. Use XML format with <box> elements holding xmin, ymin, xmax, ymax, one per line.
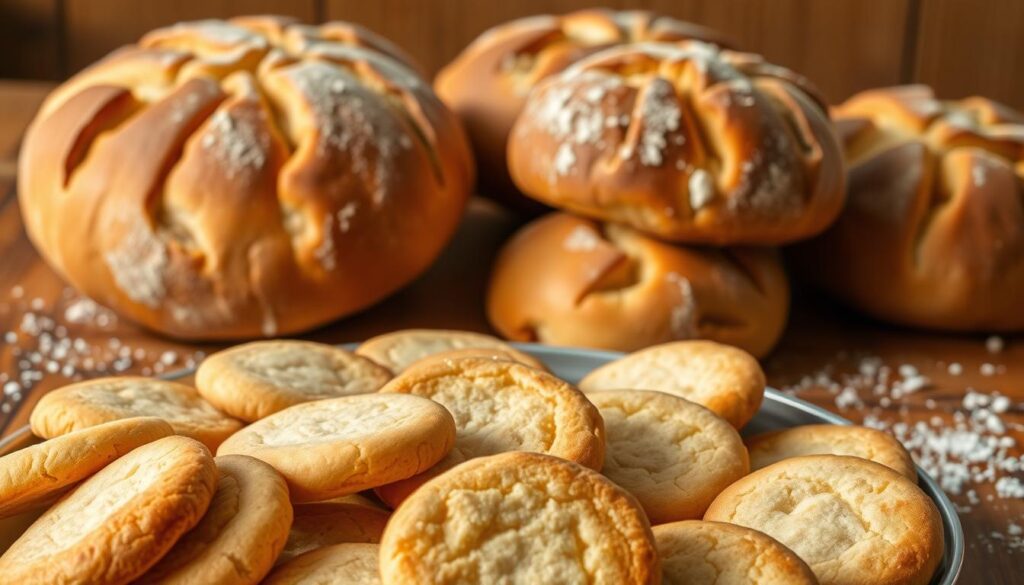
<box><xmin>0</xmin><ymin>80</ymin><xmax>1021</xmax><ymax>580</ymax></box>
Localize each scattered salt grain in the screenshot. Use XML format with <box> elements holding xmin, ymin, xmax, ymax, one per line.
<box><xmin>981</xmin><ymin>363</ymin><xmax>997</xmax><ymax>376</ymax></box>
<box><xmin>986</xmin><ymin>335</ymin><xmax>1005</xmax><ymax>353</ymax></box>
<box><xmin>947</xmin><ymin>362</ymin><xmax>963</xmax><ymax>376</ymax></box>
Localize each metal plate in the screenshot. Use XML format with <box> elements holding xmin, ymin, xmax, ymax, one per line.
<box><xmin>0</xmin><ymin>342</ymin><xmax>964</xmax><ymax>583</ymax></box>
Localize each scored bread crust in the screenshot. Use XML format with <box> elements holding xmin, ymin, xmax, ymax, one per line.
<box><xmin>18</xmin><ymin>16</ymin><xmax>473</xmax><ymax>340</ymax></box>
<box><xmin>435</xmin><ymin>8</ymin><xmax>731</xmax><ymax>207</ymax></box>
<box><xmin>507</xmin><ymin>41</ymin><xmax>845</xmax><ymax>244</ymax></box>
<box><xmin>792</xmin><ymin>85</ymin><xmax>1024</xmax><ymax>331</ymax></box>
<box><xmin>487</xmin><ymin>212</ymin><xmax>789</xmax><ymax>358</ymax></box>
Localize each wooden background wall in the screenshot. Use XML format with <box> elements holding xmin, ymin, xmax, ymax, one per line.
<box><xmin>1</xmin><ymin>0</ymin><xmax>1022</xmax><ymax>109</ymax></box>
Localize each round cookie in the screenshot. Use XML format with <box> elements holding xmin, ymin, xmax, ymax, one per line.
<box><xmin>278</xmin><ymin>501</ymin><xmax>390</xmax><ymax>565</ymax></box>
<box><xmin>0</xmin><ymin>436</ymin><xmax>217</xmax><ymax>584</ymax></box>
<box><xmin>654</xmin><ymin>520</ymin><xmax>818</xmax><ymax>585</ymax></box>
<box><xmin>589</xmin><ymin>390</ymin><xmax>749</xmax><ymax>523</ymax></box>
<box><xmin>380</xmin><ymin>451</ymin><xmax>659</xmax><ymax>584</ymax></box>
<box><xmin>356</xmin><ymin>329</ymin><xmax>538</xmax><ymax>372</ymax></box>
<box><xmin>375</xmin><ymin>357</ymin><xmax>604</xmax><ymax>507</ymax></box>
<box><xmin>747</xmin><ymin>424</ymin><xmax>917</xmax><ymax>481</ymax></box>
<box><xmin>217</xmin><ymin>393</ymin><xmax>455</xmax><ymax>502</ymax></box>
<box><xmin>196</xmin><ymin>340</ymin><xmax>393</xmax><ymax>422</ymax></box>
<box><xmin>0</xmin><ymin>417</ymin><xmax>173</xmax><ymax>518</ymax></box>
<box><xmin>265</xmin><ymin>543</ymin><xmax>380</xmax><ymax>585</ymax></box>
<box><xmin>408</xmin><ymin>347</ymin><xmax>549</xmax><ymax>372</ymax></box>
<box><xmin>579</xmin><ymin>340</ymin><xmax>765</xmax><ymax>429</ymax></box>
<box><xmin>137</xmin><ymin>455</ymin><xmax>293</xmax><ymax>584</ymax></box>
<box><xmin>704</xmin><ymin>455</ymin><xmax>944</xmax><ymax>585</ymax></box>
<box><xmin>30</xmin><ymin>376</ymin><xmax>243</xmax><ymax>450</ymax></box>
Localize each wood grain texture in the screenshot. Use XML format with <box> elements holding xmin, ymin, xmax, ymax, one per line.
<box><xmin>913</xmin><ymin>0</ymin><xmax>1024</xmax><ymax>110</ymax></box>
<box><xmin>0</xmin><ymin>0</ymin><xmax>61</xmax><ymax>80</ymax></box>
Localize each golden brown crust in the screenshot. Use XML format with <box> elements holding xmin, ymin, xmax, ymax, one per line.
<box><xmin>18</xmin><ymin>18</ymin><xmax>473</xmax><ymax>340</ymax></box>
<box><xmin>266</xmin><ymin>543</ymin><xmax>381</xmax><ymax>585</ymax></box>
<box><xmin>29</xmin><ymin>376</ymin><xmax>243</xmax><ymax>451</ymax></box>
<box><xmin>196</xmin><ymin>340</ymin><xmax>393</xmax><ymax>421</ymax></box>
<box><xmin>507</xmin><ymin>41</ymin><xmax>845</xmax><ymax>244</ymax></box>
<box><xmin>792</xmin><ymin>85</ymin><xmax>1024</xmax><ymax>331</ymax></box>
<box><xmin>486</xmin><ymin>212</ymin><xmax>789</xmax><ymax>358</ymax></box>
<box><xmin>0</xmin><ymin>436</ymin><xmax>217</xmax><ymax>584</ymax></box>
<box><xmin>375</xmin><ymin>356</ymin><xmax>605</xmax><ymax>507</ymax></box>
<box><xmin>356</xmin><ymin>329</ymin><xmax>534</xmax><ymax>372</ymax></box>
<box><xmin>654</xmin><ymin>521</ymin><xmax>819</xmax><ymax>585</ymax></box>
<box><xmin>0</xmin><ymin>417</ymin><xmax>174</xmax><ymax>518</ymax></box>
<box><xmin>579</xmin><ymin>340</ymin><xmax>766</xmax><ymax>429</ymax></box>
<box><xmin>278</xmin><ymin>501</ymin><xmax>390</xmax><ymax>565</ymax></box>
<box><xmin>704</xmin><ymin>455</ymin><xmax>944</xmax><ymax>585</ymax></box>
<box><xmin>379</xmin><ymin>451</ymin><xmax>660</xmax><ymax>584</ymax></box>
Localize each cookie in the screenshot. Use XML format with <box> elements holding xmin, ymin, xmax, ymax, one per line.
<box><xmin>265</xmin><ymin>543</ymin><xmax>380</xmax><ymax>585</ymax></box>
<box><xmin>357</xmin><ymin>329</ymin><xmax>536</xmax><ymax>372</ymax></box>
<box><xmin>0</xmin><ymin>417</ymin><xmax>173</xmax><ymax>518</ymax></box>
<box><xmin>137</xmin><ymin>455</ymin><xmax>293</xmax><ymax>584</ymax></box>
<box><xmin>375</xmin><ymin>357</ymin><xmax>604</xmax><ymax>507</ymax></box>
<box><xmin>0</xmin><ymin>436</ymin><xmax>217</xmax><ymax>584</ymax></box>
<box><xmin>196</xmin><ymin>340</ymin><xmax>393</xmax><ymax>422</ymax></box>
<box><xmin>704</xmin><ymin>455</ymin><xmax>944</xmax><ymax>585</ymax></box>
<box><xmin>408</xmin><ymin>347</ymin><xmax>549</xmax><ymax>372</ymax></box>
<box><xmin>747</xmin><ymin>424</ymin><xmax>917</xmax><ymax>480</ymax></box>
<box><xmin>30</xmin><ymin>377</ymin><xmax>243</xmax><ymax>450</ymax></box>
<box><xmin>579</xmin><ymin>340</ymin><xmax>765</xmax><ymax>428</ymax></box>
<box><xmin>380</xmin><ymin>451</ymin><xmax>658</xmax><ymax>584</ymax></box>
<box><xmin>278</xmin><ymin>501</ymin><xmax>391</xmax><ymax>565</ymax></box>
<box><xmin>654</xmin><ymin>520</ymin><xmax>818</xmax><ymax>584</ymax></box>
<box><xmin>589</xmin><ymin>390</ymin><xmax>748</xmax><ymax>523</ymax></box>
<box><xmin>217</xmin><ymin>393</ymin><xmax>455</xmax><ymax>502</ymax></box>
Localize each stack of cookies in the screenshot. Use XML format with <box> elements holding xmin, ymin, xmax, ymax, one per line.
<box><xmin>0</xmin><ymin>330</ymin><xmax>943</xmax><ymax>584</ymax></box>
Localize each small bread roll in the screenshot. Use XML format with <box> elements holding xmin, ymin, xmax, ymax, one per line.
<box><xmin>436</xmin><ymin>9</ymin><xmax>730</xmax><ymax>209</ymax></box>
<box><xmin>508</xmin><ymin>41</ymin><xmax>845</xmax><ymax>244</ymax></box>
<box><xmin>487</xmin><ymin>212</ymin><xmax>789</xmax><ymax>357</ymax></box>
<box><xmin>792</xmin><ymin>85</ymin><xmax>1024</xmax><ymax>331</ymax></box>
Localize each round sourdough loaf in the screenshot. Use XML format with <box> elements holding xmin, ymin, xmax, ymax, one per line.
<box><xmin>18</xmin><ymin>16</ymin><xmax>473</xmax><ymax>339</ymax></box>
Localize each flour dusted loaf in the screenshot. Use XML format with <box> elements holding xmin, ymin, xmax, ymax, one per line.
<box><xmin>18</xmin><ymin>16</ymin><xmax>473</xmax><ymax>339</ymax></box>
<box><xmin>436</xmin><ymin>9</ymin><xmax>730</xmax><ymax>207</ymax></box>
<box><xmin>508</xmin><ymin>42</ymin><xmax>845</xmax><ymax>244</ymax></box>
<box><xmin>792</xmin><ymin>85</ymin><xmax>1024</xmax><ymax>331</ymax></box>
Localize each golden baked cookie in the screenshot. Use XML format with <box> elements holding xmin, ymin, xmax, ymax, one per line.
<box><xmin>356</xmin><ymin>329</ymin><xmax>535</xmax><ymax>372</ymax></box>
<box><xmin>265</xmin><ymin>543</ymin><xmax>380</xmax><ymax>585</ymax></box>
<box><xmin>747</xmin><ymin>424</ymin><xmax>917</xmax><ymax>480</ymax></box>
<box><xmin>0</xmin><ymin>436</ymin><xmax>217</xmax><ymax>584</ymax></box>
<box><xmin>579</xmin><ymin>340</ymin><xmax>765</xmax><ymax>429</ymax></box>
<box><xmin>217</xmin><ymin>393</ymin><xmax>455</xmax><ymax>502</ymax></box>
<box><xmin>408</xmin><ymin>347</ymin><xmax>549</xmax><ymax>372</ymax></box>
<box><xmin>589</xmin><ymin>390</ymin><xmax>748</xmax><ymax>523</ymax></box>
<box><xmin>137</xmin><ymin>455</ymin><xmax>292</xmax><ymax>584</ymax></box>
<box><xmin>196</xmin><ymin>340</ymin><xmax>393</xmax><ymax>422</ymax></box>
<box><xmin>278</xmin><ymin>501</ymin><xmax>390</xmax><ymax>565</ymax></box>
<box><xmin>654</xmin><ymin>520</ymin><xmax>818</xmax><ymax>584</ymax></box>
<box><xmin>0</xmin><ymin>417</ymin><xmax>173</xmax><ymax>518</ymax></box>
<box><xmin>30</xmin><ymin>376</ymin><xmax>243</xmax><ymax>451</ymax></box>
<box><xmin>375</xmin><ymin>356</ymin><xmax>604</xmax><ymax>507</ymax></box>
<box><xmin>380</xmin><ymin>451</ymin><xmax>658</xmax><ymax>584</ymax></box>
<box><xmin>704</xmin><ymin>455</ymin><xmax>944</xmax><ymax>585</ymax></box>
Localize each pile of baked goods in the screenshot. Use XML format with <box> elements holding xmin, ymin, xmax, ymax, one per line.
<box><xmin>0</xmin><ymin>330</ymin><xmax>944</xmax><ymax>584</ymax></box>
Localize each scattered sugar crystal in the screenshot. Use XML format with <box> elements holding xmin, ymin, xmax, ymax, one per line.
<box><xmin>981</xmin><ymin>363</ymin><xmax>997</xmax><ymax>376</ymax></box>
<box><xmin>947</xmin><ymin>362</ymin><xmax>963</xmax><ymax>375</ymax></box>
<box><xmin>986</xmin><ymin>335</ymin><xmax>1005</xmax><ymax>353</ymax></box>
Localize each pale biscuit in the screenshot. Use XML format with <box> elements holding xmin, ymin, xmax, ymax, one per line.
<box><xmin>589</xmin><ymin>390</ymin><xmax>748</xmax><ymax>523</ymax></box>
<box><xmin>357</xmin><ymin>329</ymin><xmax>536</xmax><ymax>372</ymax></box>
<box><xmin>278</xmin><ymin>501</ymin><xmax>391</xmax><ymax>565</ymax></box>
<box><xmin>579</xmin><ymin>340</ymin><xmax>765</xmax><ymax>429</ymax></box>
<box><xmin>196</xmin><ymin>340</ymin><xmax>394</xmax><ymax>422</ymax></box>
<box><xmin>375</xmin><ymin>357</ymin><xmax>604</xmax><ymax>507</ymax></box>
<box><xmin>380</xmin><ymin>451</ymin><xmax>659</xmax><ymax>584</ymax></box>
<box><xmin>217</xmin><ymin>393</ymin><xmax>456</xmax><ymax>502</ymax></box>
<box><xmin>265</xmin><ymin>543</ymin><xmax>381</xmax><ymax>585</ymax></box>
<box><xmin>137</xmin><ymin>455</ymin><xmax>293</xmax><ymax>584</ymax></box>
<box><xmin>747</xmin><ymin>424</ymin><xmax>917</xmax><ymax>480</ymax></box>
<box><xmin>408</xmin><ymin>346</ymin><xmax>549</xmax><ymax>372</ymax></box>
<box><xmin>704</xmin><ymin>455</ymin><xmax>944</xmax><ymax>585</ymax></box>
<box><xmin>0</xmin><ymin>436</ymin><xmax>217</xmax><ymax>584</ymax></box>
<box><xmin>30</xmin><ymin>376</ymin><xmax>243</xmax><ymax>450</ymax></box>
<box><xmin>0</xmin><ymin>417</ymin><xmax>173</xmax><ymax>518</ymax></box>
<box><xmin>654</xmin><ymin>520</ymin><xmax>819</xmax><ymax>584</ymax></box>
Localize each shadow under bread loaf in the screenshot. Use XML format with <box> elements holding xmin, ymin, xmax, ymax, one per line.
<box><xmin>486</xmin><ymin>212</ymin><xmax>789</xmax><ymax>358</ymax></box>
<box><xmin>18</xmin><ymin>16</ymin><xmax>474</xmax><ymax>340</ymax></box>
<box><xmin>435</xmin><ymin>8</ymin><xmax>732</xmax><ymax>211</ymax></box>
<box><xmin>790</xmin><ymin>85</ymin><xmax>1024</xmax><ymax>331</ymax></box>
